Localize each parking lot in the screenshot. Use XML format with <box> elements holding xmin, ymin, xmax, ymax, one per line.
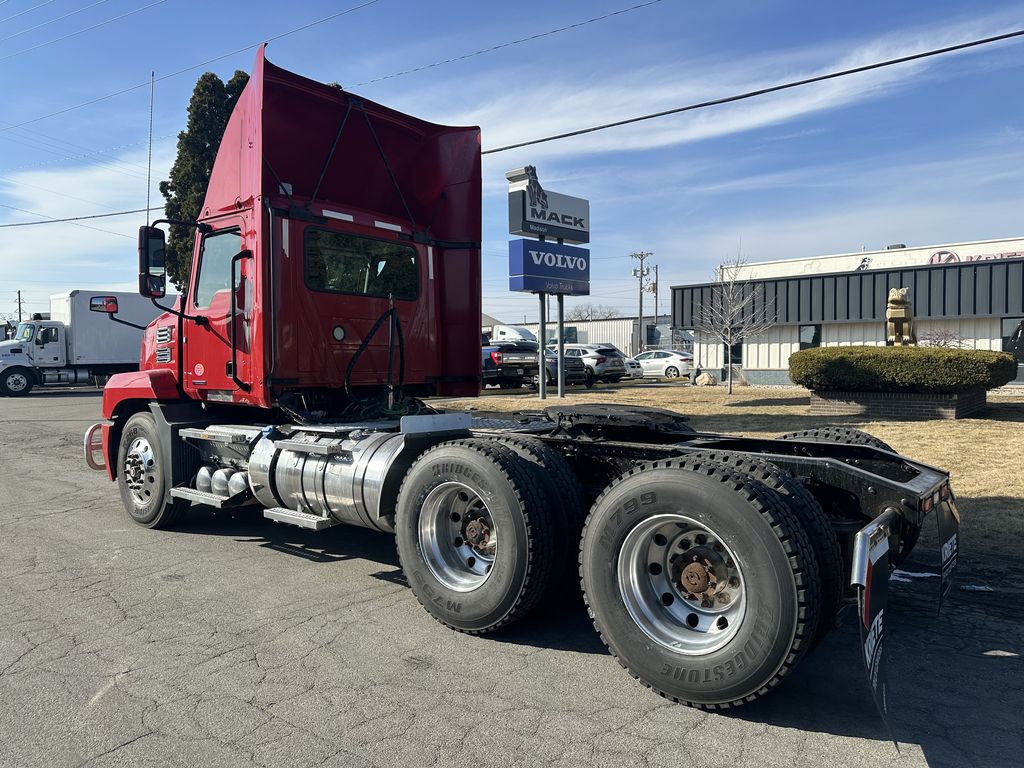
<box><xmin>1</xmin><ymin>388</ymin><xmax>1021</xmax><ymax>768</ymax></box>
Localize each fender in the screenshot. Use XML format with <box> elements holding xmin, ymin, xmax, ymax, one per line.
<box><xmin>102</xmin><ymin>369</ymin><xmax>181</xmax><ymax>419</ymax></box>
<box><xmin>99</xmin><ymin>369</ymin><xmax>183</xmax><ymax>480</ymax></box>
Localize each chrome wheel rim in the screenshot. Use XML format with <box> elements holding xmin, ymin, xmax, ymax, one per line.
<box><xmin>5</xmin><ymin>372</ymin><xmax>28</xmax><ymax>392</ymax></box>
<box><xmin>618</xmin><ymin>514</ymin><xmax>745</xmax><ymax>655</ymax></box>
<box><xmin>419</xmin><ymin>481</ymin><xmax>497</xmax><ymax>592</ymax></box>
<box><xmin>123</xmin><ymin>437</ymin><xmax>158</xmax><ymax>507</ymax></box>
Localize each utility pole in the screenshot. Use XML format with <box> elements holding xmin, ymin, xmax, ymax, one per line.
<box><xmin>631</xmin><ymin>251</ymin><xmax>653</xmax><ymax>355</ymax></box>
<box><xmin>17</xmin><ymin>290</ymin><xmax>23</xmax><ymax>322</ymax></box>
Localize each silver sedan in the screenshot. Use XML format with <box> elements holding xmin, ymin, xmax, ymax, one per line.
<box><xmin>633</xmin><ymin>350</ymin><xmax>692</xmax><ymax>378</ymax></box>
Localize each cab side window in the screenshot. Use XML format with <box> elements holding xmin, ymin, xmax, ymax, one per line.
<box><xmin>194</xmin><ymin>229</ymin><xmax>243</xmax><ymax>309</ymax></box>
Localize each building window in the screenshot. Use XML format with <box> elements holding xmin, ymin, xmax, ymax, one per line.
<box><xmin>724</xmin><ymin>341</ymin><xmax>742</xmax><ymax>366</ymax></box>
<box><xmin>799</xmin><ymin>324</ymin><xmax>821</xmax><ymax>350</ymax></box>
<box><xmin>1002</xmin><ymin>317</ymin><xmax>1024</xmax><ymax>363</ymax></box>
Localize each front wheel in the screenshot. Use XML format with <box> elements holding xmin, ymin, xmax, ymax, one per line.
<box><xmin>0</xmin><ymin>367</ymin><xmax>34</xmax><ymax>396</ymax></box>
<box><xmin>581</xmin><ymin>458</ymin><xmax>820</xmax><ymax>708</ymax></box>
<box><xmin>116</xmin><ymin>412</ymin><xmax>189</xmax><ymax>529</ymax></box>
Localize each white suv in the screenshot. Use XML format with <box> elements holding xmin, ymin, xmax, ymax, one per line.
<box><xmin>559</xmin><ymin>344</ymin><xmax>627</xmax><ymax>383</ymax></box>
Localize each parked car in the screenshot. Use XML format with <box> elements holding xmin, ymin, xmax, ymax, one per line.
<box><xmin>559</xmin><ymin>344</ymin><xmax>626</xmax><ymax>383</ymax></box>
<box><xmin>634</xmin><ymin>349</ymin><xmax>692</xmax><ymax>378</ymax></box>
<box><xmin>621</xmin><ymin>355</ymin><xmax>644</xmax><ymax>378</ymax></box>
<box><xmin>481</xmin><ymin>341</ymin><xmax>539</xmax><ymax>389</ymax></box>
<box><xmin>534</xmin><ymin>346</ymin><xmax>589</xmax><ymax>388</ymax></box>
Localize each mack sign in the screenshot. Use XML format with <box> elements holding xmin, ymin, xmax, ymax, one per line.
<box><xmin>508</xmin><ymin>239</ymin><xmax>590</xmax><ymax>296</ymax></box>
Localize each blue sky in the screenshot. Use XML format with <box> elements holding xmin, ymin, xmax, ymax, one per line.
<box><xmin>1</xmin><ymin>0</ymin><xmax>1022</xmax><ymax>322</ymax></box>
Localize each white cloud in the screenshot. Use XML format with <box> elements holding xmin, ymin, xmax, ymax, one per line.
<box><xmin>0</xmin><ymin>143</ymin><xmax>175</xmax><ymax>308</ymax></box>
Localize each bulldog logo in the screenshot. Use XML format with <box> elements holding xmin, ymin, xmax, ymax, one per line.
<box><xmin>524</xmin><ymin>165</ymin><xmax>548</xmax><ymax>210</ymax></box>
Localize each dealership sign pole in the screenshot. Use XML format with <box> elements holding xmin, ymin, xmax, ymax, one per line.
<box><xmin>506</xmin><ymin>167</ymin><xmax>590</xmax><ymax>399</ymax></box>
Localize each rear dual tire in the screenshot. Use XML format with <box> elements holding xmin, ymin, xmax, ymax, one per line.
<box><xmin>580</xmin><ymin>458</ymin><xmax>820</xmax><ymax>709</ymax></box>
<box><xmin>396</xmin><ymin>440</ymin><xmax>557</xmax><ymax>634</ymax></box>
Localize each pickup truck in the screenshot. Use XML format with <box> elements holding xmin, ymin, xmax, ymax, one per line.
<box><xmin>482</xmin><ymin>342</ymin><xmax>589</xmax><ymax>389</ymax></box>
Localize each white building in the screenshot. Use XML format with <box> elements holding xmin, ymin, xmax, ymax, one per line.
<box><xmin>672</xmin><ymin>237</ymin><xmax>1024</xmax><ymax>385</ymax></box>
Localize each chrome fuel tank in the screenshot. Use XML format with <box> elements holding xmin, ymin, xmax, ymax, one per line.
<box><xmin>248</xmin><ymin>430</ymin><xmax>405</xmax><ymax>532</ymax></box>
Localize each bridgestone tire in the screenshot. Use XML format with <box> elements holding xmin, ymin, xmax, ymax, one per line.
<box><xmin>777</xmin><ymin>427</ymin><xmax>893</xmax><ymax>453</ymax></box>
<box><xmin>0</xmin><ymin>367</ymin><xmax>34</xmax><ymax>397</ymax></box>
<box><xmin>396</xmin><ymin>439</ymin><xmax>556</xmax><ymax>634</ymax></box>
<box><xmin>489</xmin><ymin>434</ymin><xmax>585</xmax><ymax>588</ymax></box>
<box><xmin>685</xmin><ymin>450</ymin><xmax>841</xmax><ymax>649</ymax></box>
<box><xmin>116</xmin><ymin>412</ymin><xmax>189</xmax><ymax>529</ymax></box>
<box><xmin>580</xmin><ymin>457</ymin><xmax>820</xmax><ymax>709</ymax></box>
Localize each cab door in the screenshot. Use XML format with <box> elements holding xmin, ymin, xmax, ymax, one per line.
<box><xmin>34</xmin><ymin>323</ymin><xmax>66</xmax><ymax>367</ymax></box>
<box><xmin>183</xmin><ymin>222</ymin><xmax>254</xmax><ymax>399</ymax></box>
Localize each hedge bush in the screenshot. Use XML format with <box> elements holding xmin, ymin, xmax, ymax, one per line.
<box><xmin>788</xmin><ymin>346</ymin><xmax>1018</xmax><ymax>394</ymax></box>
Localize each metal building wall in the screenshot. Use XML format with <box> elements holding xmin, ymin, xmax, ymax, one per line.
<box><xmin>518</xmin><ymin>317</ymin><xmax>639</xmax><ymax>355</ymax></box>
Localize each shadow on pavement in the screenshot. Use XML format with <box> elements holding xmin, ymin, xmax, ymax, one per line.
<box><xmin>166</xmin><ymin>495</ymin><xmax>1022</xmax><ymax>764</ymax></box>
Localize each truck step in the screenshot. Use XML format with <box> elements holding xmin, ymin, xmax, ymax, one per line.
<box><xmin>169</xmin><ymin>486</ymin><xmax>253</xmax><ymax>508</ymax></box>
<box><xmin>264</xmin><ymin>507</ymin><xmax>338</xmax><ymax>530</ymax></box>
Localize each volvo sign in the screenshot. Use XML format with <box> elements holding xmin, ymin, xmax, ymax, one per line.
<box><xmin>507</xmin><ymin>166</ymin><xmax>590</xmax><ymax>245</ymax></box>
<box><xmin>508</xmin><ymin>239</ymin><xmax>590</xmax><ymax>296</ymax></box>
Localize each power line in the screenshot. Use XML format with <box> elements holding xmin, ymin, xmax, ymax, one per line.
<box><xmin>0</xmin><ymin>0</ymin><xmax>169</xmax><ymax>62</ymax></box>
<box><xmin>0</xmin><ymin>204</ymin><xmax>158</xmax><ymax>236</ymax></box>
<box><xmin>351</xmin><ymin>0</ymin><xmax>664</xmax><ymax>87</ymax></box>
<box><xmin>0</xmin><ymin>0</ymin><xmax>111</xmax><ymax>42</ymax></box>
<box><xmin>0</xmin><ymin>0</ymin><xmax>382</xmax><ymax>132</ymax></box>
<box><xmin>0</xmin><ymin>0</ymin><xmax>59</xmax><ymax>25</ymax></box>
<box><xmin>482</xmin><ymin>27</ymin><xmax>1024</xmax><ymax>154</ymax></box>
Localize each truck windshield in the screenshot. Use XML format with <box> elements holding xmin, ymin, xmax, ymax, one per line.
<box><xmin>14</xmin><ymin>323</ymin><xmax>35</xmax><ymax>342</ymax></box>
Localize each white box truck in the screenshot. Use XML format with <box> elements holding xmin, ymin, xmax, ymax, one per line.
<box><xmin>0</xmin><ymin>291</ymin><xmax>167</xmax><ymax>396</ymax></box>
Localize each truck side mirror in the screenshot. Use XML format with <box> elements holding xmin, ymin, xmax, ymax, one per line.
<box><xmin>138</xmin><ymin>226</ymin><xmax>167</xmax><ymax>299</ymax></box>
<box><xmin>90</xmin><ymin>296</ymin><xmax>119</xmax><ymax>314</ymax></box>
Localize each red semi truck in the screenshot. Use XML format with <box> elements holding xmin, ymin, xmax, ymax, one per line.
<box><xmin>84</xmin><ymin>48</ymin><xmax>959</xmax><ymax>711</ymax></box>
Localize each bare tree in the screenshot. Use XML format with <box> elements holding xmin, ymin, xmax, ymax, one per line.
<box><xmin>566</xmin><ymin>303</ymin><xmax>621</xmax><ymax>321</ymax></box>
<box><xmin>918</xmin><ymin>328</ymin><xmax>967</xmax><ymax>348</ymax></box>
<box><xmin>693</xmin><ymin>253</ymin><xmax>776</xmax><ymax>394</ymax></box>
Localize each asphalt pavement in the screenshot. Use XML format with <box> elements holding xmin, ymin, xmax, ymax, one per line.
<box><xmin>0</xmin><ymin>390</ymin><xmax>1020</xmax><ymax>768</ymax></box>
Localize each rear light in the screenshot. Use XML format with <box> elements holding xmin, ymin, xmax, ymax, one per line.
<box><xmin>921</xmin><ymin>496</ymin><xmax>934</xmax><ymax>513</ymax></box>
<box><xmin>940</xmin><ymin>482</ymin><xmax>951</xmax><ymax>500</ymax></box>
<box><xmin>596</xmin><ymin>356</ymin><xmax>606</xmax><ymax>364</ymax></box>
<box><xmin>490</xmin><ymin>351</ymin><xmax>502</xmax><ymax>364</ymax></box>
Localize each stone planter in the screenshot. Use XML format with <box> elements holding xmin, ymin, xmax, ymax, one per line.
<box><xmin>808</xmin><ymin>389</ymin><xmax>987</xmax><ymax>420</ymax></box>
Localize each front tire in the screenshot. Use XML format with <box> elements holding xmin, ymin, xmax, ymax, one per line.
<box><xmin>580</xmin><ymin>458</ymin><xmax>820</xmax><ymax>709</ymax></box>
<box><xmin>116</xmin><ymin>412</ymin><xmax>188</xmax><ymax>529</ymax></box>
<box><xmin>396</xmin><ymin>440</ymin><xmax>556</xmax><ymax>634</ymax></box>
<box><xmin>0</xmin><ymin>367</ymin><xmax>34</xmax><ymax>396</ymax></box>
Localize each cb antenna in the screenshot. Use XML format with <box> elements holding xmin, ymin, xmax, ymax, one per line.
<box><xmin>146</xmin><ymin>71</ymin><xmax>155</xmax><ymax>226</ymax></box>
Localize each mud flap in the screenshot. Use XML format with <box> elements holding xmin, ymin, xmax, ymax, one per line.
<box><xmin>937</xmin><ymin>497</ymin><xmax>960</xmax><ymax>608</ymax></box>
<box><xmin>852</xmin><ymin>509</ymin><xmax>896</xmax><ymax>727</ymax></box>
